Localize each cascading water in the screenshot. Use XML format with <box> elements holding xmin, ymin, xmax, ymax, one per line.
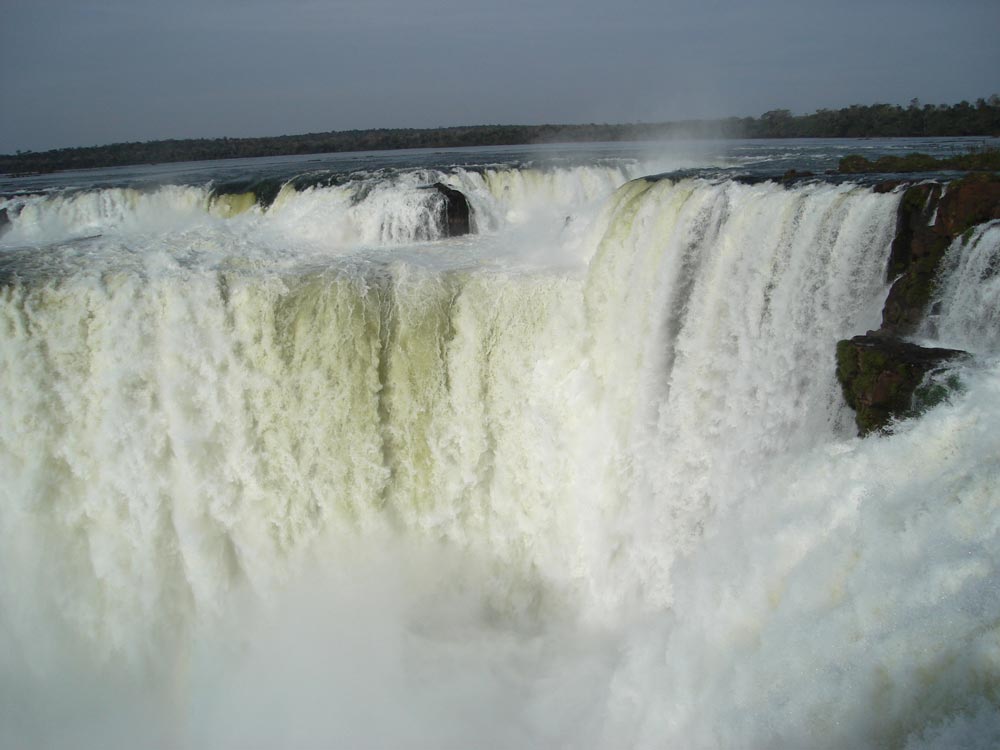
<box><xmin>1</xmin><ymin>148</ymin><xmax>998</xmax><ymax>749</ymax></box>
<box><xmin>0</xmin><ymin>163</ymin><xmax>634</xmax><ymax>250</ymax></box>
<box><xmin>919</xmin><ymin>221</ymin><xmax>1000</xmax><ymax>353</ymax></box>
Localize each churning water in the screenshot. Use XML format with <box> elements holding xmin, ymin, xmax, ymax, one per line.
<box><xmin>1</xmin><ymin>141</ymin><xmax>998</xmax><ymax>749</ymax></box>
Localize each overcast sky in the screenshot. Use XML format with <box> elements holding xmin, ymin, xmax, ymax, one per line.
<box><xmin>2</xmin><ymin>0</ymin><xmax>998</xmax><ymax>153</ymax></box>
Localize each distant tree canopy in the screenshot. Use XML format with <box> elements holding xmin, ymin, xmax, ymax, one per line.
<box><xmin>3</xmin><ymin>97</ymin><xmax>999</xmax><ymax>176</ymax></box>
<box><xmin>743</xmin><ymin>97</ymin><xmax>1000</xmax><ymax>138</ymax></box>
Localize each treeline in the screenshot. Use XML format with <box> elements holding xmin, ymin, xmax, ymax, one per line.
<box><xmin>738</xmin><ymin>97</ymin><xmax>1000</xmax><ymax>138</ymax></box>
<box><xmin>3</xmin><ymin>97</ymin><xmax>999</xmax><ymax>175</ymax></box>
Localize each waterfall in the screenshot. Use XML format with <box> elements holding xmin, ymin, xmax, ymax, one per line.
<box><xmin>1</xmin><ymin>165</ymin><xmax>998</xmax><ymax>749</ymax></box>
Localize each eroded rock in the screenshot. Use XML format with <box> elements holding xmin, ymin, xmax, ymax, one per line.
<box><xmin>881</xmin><ymin>175</ymin><xmax>1000</xmax><ymax>334</ymax></box>
<box><xmin>835</xmin><ymin>333</ymin><xmax>966</xmax><ymax>435</ymax></box>
<box><xmin>430</xmin><ymin>182</ymin><xmax>473</xmax><ymax>237</ymax></box>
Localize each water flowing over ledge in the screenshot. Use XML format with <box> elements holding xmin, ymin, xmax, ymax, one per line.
<box><xmin>2</xmin><ymin>154</ymin><xmax>999</xmax><ymax>749</ymax></box>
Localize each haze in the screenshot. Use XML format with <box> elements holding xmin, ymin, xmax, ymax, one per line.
<box><xmin>1</xmin><ymin>0</ymin><xmax>998</xmax><ymax>153</ymax></box>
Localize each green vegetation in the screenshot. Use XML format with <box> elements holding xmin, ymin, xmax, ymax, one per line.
<box><xmin>3</xmin><ymin>97</ymin><xmax>999</xmax><ymax>176</ymax></box>
<box><xmin>912</xmin><ymin>372</ymin><xmax>965</xmax><ymax>416</ymax></box>
<box><xmin>839</xmin><ymin>147</ymin><xmax>1000</xmax><ymax>173</ymax></box>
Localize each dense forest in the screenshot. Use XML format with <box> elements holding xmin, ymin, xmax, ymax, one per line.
<box><xmin>3</xmin><ymin>97</ymin><xmax>999</xmax><ymax>175</ymax></box>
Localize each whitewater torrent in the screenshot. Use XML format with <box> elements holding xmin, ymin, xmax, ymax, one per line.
<box><xmin>1</xmin><ymin>157</ymin><xmax>998</xmax><ymax>749</ymax></box>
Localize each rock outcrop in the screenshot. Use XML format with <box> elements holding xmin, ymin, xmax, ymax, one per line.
<box><xmin>838</xmin><ymin>150</ymin><xmax>1000</xmax><ymax>174</ymax></box>
<box><xmin>209</xmin><ymin>177</ymin><xmax>285</xmax><ymax>213</ymax></box>
<box><xmin>836</xmin><ymin>334</ymin><xmax>966</xmax><ymax>435</ymax></box>
<box><xmin>835</xmin><ymin>173</ymin><xmax>999</xmax><ymax>435</ymax></box>
<box><xmin>429</xmin><ymin>183</ymin><xmax>473</xmax><ymax>237</ymax></box>
<box><xmin>881</xmin><ymin>174</ymin><xmax>1000</xmax><ymax>335</ymax></box>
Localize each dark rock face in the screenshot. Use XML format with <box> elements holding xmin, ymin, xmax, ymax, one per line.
<box><xmin>872</xmin><ymin>180</ymin><xmax>904</xmax><ymax>194</ymax></box>
<box><xmin>881</xmin><ymin>175</ymin><xmax>1000</xmax><ymax>334</ymax></box>
<box><xmin>835</xmin><ymin>334</ymin><xmax>966</xmax><ymax>435</ymax></box>
<box><xmin>210</xmin><ymin>177</ymin><xmax>285</xmax><ymax>209</ymax></box>
<box><xmin>430</xmin><ymin>183</ymin><xmax>473</xmax><ymax>237</ymax></box>
<box><xmin>834</xmin><ymin>174</ymin><xmax>999</xmax><ymax>436</ymax></box>
<box><xmin>879</xmin><ymin>183</ymin><xmax>945</xmax><ymax>334</ymax></box>
<box><xmin>936</xmin><ymin>174</ymin><xmax>1000</xmax><ymax>236</ymax></box>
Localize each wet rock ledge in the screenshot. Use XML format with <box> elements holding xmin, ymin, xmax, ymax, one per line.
<box><xmin>836</xmin><ymin>334</ymin><xmax>966</xmax><ymax>435</ymax></box>
<box><xmin>423</xmin><ymin>182</ymin><xmax>473</xmax><ymax>237</ymax></box>
<box><xmin>835</xmin><ymin>174</ymin><xmax>1000</xmax><ymax>435</ymax></box>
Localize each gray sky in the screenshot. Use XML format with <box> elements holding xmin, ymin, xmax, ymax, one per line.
<box><xmin>2</xmin><ymin>0</ymin><xmax>998</xmax><ymax>153</ymax></box>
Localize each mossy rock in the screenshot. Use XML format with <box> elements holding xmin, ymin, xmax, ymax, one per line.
<box><xmin>839</xmin><ymin>150</ymin><xmax>1000</xmax><ymax>174</ymax></box>
<box><xmin>912</xmin><ymin>372</ymin><xmax>965</xmax><ymax>416</ymax></box>
<box><xmin>881</xmin><ymin>175</ymin><xmax>1000</xmax><ymax>334</ymax></box>
<box><xmin>839</xmin><ymin>155</ymin><xmax>872</xmax><ymax>174</ymax></box>
<box><xmin>835</xmin><ymin>334</ymin><xmax>966</xmax><ymax>435</ymax></box>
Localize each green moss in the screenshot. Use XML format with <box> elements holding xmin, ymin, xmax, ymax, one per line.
<box><xmin>876</xmin><ymin>153</ymin><xmax>941</xmax><ymax>172</ymax></box>
<box><xmin>951</xmin><ymin>148</ymin><xmax>1000</xmax><ymax>171</ymax></box>
<box><xmin>836</xmin><ymin>340</ymin><xmax>858</xmax><ymax>379</ymax></box>
<box><xmin>835</xmin><ymin>340</ymin><xmax>860</xmax><ymax>408</ymax></box>
<box><xmin>912</xmin><ymin>372</ymin><xmax>965</xmax><ymax>415</ymax></box>
<box><xmin>835</xmin><ymin>336</ymin><xmax>966</xmax><ymax>435</ymax></box>
<box><xmin>838</xmin><ymin>155</ymin><xmax>871</xmax><ymax>174</ymax></box>
<box><xmin>885</xmin><ymin>239</ymin><xmax>949</xmax><ymax>331</ymax></box>
<box><xmin>900</xmin><ymin>184</ymin><xmax>931</xmax><ymax>214</ymax></box>
<box><xmin>835</xmin><ymin>342</ymin><xmax>899</xmax><ymax>418</ymax></box>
